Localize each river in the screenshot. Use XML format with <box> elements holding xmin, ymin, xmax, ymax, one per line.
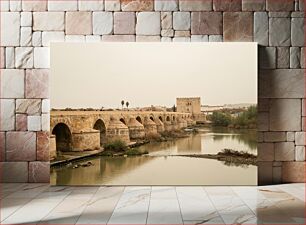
<box><xmin>50</xmin><ymin>127</ymin><xmax>257</xmax><ymax>185</ymax></box>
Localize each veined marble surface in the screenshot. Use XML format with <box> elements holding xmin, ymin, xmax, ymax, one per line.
<box><xmin>0</xmin><ymin>183</ymin><xmax>305</xmax><ymax>224</ymax></box>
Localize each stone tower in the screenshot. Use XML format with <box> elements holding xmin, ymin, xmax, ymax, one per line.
<box><xmin>176</xmin><ymin>97</ymin><xmax>206</xmax><ymax>123</ymax></box>
<box><xmin>176</xmin><ymin>97</ymin><xmax>201</xmax><ymax>114</ymax></box>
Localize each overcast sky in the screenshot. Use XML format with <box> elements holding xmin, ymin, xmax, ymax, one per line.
<box><xmin>51</xmin><ymin>42</ymin><xmax>257</xmax><ymax>109</ymax></box>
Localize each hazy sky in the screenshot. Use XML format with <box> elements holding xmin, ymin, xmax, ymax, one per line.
<box><xmin>51</xmin><ymin>42</ymin><xmax>257</xmax><ymax>109</ymax></box>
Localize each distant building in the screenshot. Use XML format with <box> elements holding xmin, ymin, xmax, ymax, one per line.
<box><xmin>201</xmin><ymin>105</ymin><xmax>224</xmax><ymax>115</ymax></box>
<box><xmin>176</xmin><ymin>97</ymin><xmax>206</xmax><ymax>123</ymax></box>
<box><xmin>176</xmin><ymin>97</ymin><xmax>201</xmax><ymax>114</ymax></box>
<box><xmin>201</xmin><ymin>103</ymin><xmax>254</xmax><ymax>115</ymax></box>
<box><xmin>136</xmin><ymin>106</ymin><xmax>167</xmax><ymax>112</ymax></box>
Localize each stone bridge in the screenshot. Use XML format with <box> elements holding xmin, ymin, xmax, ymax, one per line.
<box><xmin>50</xmin><ymin>111</ymin><xmax>195</xmax><ymax>158</ymax></box>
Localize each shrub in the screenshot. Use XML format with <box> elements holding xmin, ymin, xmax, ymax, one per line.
<box><xmin>210</xmin><ymin>106</ymin><xmax>257</xmax><ymax>128</ymax></box>
<box><xmin>233</xmin><ymin>106</ymin><xmax>257</xmax><ymax>128</ymax></box>
<box><xmin>100</xmin><ymin>151</ymin><xmax>114</xmax><ymax>156</ymax></box>
<box><xmin>103</xmin><ymin>140</ymin><xmax>127</xmax><ymax>152</ymax></box>
<box><xmin>126</xmin><ymin>148</ymin><xmax>141</xmax><ymax>156</ymax></box>
<box><xmin>211</xmin><ymin>112</ymin><xmax>232</xmax><ymax>126</ymax></box>
<box><xmin>125</xmin><ymin>148</ymin><xmax>149</xmax><ymax>156</ymax></box>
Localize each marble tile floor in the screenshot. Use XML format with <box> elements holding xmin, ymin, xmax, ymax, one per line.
<box><xmin>0</xmin><ymin>183</ymin><xmax>305</xmax><ymax>224</ymax></box>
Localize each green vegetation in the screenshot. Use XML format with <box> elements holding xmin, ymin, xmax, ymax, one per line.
<box><xmin>210</xmin><ymin>106</ymin><xmax>257</xmax><ymax>129</ymax></box>
<box><xmin>100</xmin><ymin>150</ymin><xmax>114</xmax><ymax>156</ymax></box>
<box><xmin>103</xmin><ymin>140</ymin><xmax>127</xmax><ymax>152</ymax></box>
<box><xmin>101</xmin><ymin>140</ymin><xmax>149</xmax><ymax>156</ymax></box>
<box><xmin>99</xmin><ymin>147</ymin><xmax>148</xmax><ymax>157</ymax></box>
<box><xmin>210</xmin><ymin>111</ymin><xmax>232</xmax><ymax>126</ymax></box>
<box><xmin>231</xmin><ymin>105</ymin><xmax>257</xmax><ymax>128</ymax></box>
<box><xmin>161</xmin><ymin>130</ymin><xmax>189</xmax><ymax>139</ymax></box>
<box><xmin>143</xmin><ymin>130</ymin><xmax>190</xmax><ymax>142</ymax></box>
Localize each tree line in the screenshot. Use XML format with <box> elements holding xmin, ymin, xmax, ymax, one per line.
<box><xmin>208</xmin><ymin>106</ymin><xmax>257</xmax><ymax>129</ymax></box>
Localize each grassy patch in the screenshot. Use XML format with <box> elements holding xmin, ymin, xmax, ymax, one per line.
<box><xmin>125</xmin><ymin>148</ymin><xmax>149</xmax><ymax>156</ymax></box>
<box><xmin>103</xmin><ymin>140</ymin><xmax>127</xmax><ymax>152</ymax></box>
<box><xmin>161</xmin><ymin>130</ymin><xmax>189</xmax><ymax>139</ymax></box>
<box><xmin>99</xmin><ymin>151</ymin><xmax>114</xmax><ymax>156</ymax></box>
<box><xmin>100</xmin><ymin>147</ymin><xmax>149</xmax><ymax>157</ymax></box>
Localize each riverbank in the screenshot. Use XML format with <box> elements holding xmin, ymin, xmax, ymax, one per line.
<box><xmin>50</xmin><ymin>149</ymin><xmax>103</xmax><ymax>167</ymax></box>
<box><xmin>172</xmin><ymin>149</ymin><xmax>257</xmax><ymax>166</ymax></box>
<box><xmin>97</xmin><ymin>130</ymin><xmax>192</xmax><ymax>157</ymax></box>
<box><xmin>51</xmin><ymin>127</ymin><xmax>256</xmax><ymax>168</ymax></box>
<box><xmin>51</xmin><ymin>139</ymin><xmax>151</xmax><ymax>166</ymax></box>
<box><xmin>51</xmin><ymin>127</ymin><xmax>257</xmax><ymax>185</ymax></box>
<box><xmin>144</xmin><ymin>129</ymin><xmax>192</xmax><ymax>142</ymax></box>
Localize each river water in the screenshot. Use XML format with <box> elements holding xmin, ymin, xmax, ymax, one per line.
<box><xmin>51</xmin><ymin>127</ymin><xmax>257</xmax><ymax>185</ymax></box>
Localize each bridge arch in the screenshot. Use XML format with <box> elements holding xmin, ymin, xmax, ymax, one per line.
<box><xmin>172</xmin><ymin>115</ymin><xmax>176</xmax><ymax>121</ymax></box>
<box><xmin>120</xmin><ymin>118</ymin><xmax>127</xmax><ymax>125</ymax></box>
<box><xmin>136</xmin><ymin>116</ymin><xmax>142</xmax><ymax>124</ymax></box>
<box><xmin>52</xmin><ymin>123</ymin><xmax>72</xmax><ymax>152</ymax></box>
<box><xmin>149</xmin><ymin>116</ymin><xmax>154</xmax><ymax>122</ymax></box>
<box><xmin>166</xmin><ymin>116</ymin><xmax>170</xmax><ymax>122</ymax></box>
<box><xmin>159</xmin><ymin>116</ymin><xmax>163</xmax><ymax>122</ymax></box>
<box><xmin>93</xmin><ymin>119</ymin><xmax>106</xmax><ymax>146</ymax></box>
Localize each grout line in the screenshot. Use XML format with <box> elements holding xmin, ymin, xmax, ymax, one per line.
<box><xmin>0</xmin><ymin>197</ymin><xmax>32</xmax><ymax>222</ymax></box>
<box><xmin>174</xmin><ymin>186</ymin><xmax>185</xmax><ymax>224</ymax></box>
<box><xmin>1</xmin><ymin>184</ymin><xmax>57</xmax><ymax>224</ymax></box>
<box><xmin>202</xmin><ymin>186</ymin><xmax>228</xmax><ymax>225</ymax></box>
<box><xmin>105</xmin><ymin>186</ymin><xmax>126</xmax><ymax>225</ymax></box>
<box><xmin>36</xmin><ymin>186</ymin><xmax>75</xmax><ymax>223</ymax></box>
<box><xmin>145</xmin><ymin>186</ymin><xmax>152</xmax><ymax>225</ymax></box>
<box><xmin>74</xmin><ymin>186</ymin><xmax>100</xmax><ymax>224</ymax></box>
<box><xmin>230</xmin><ymin>186</ymin><xmax>264</xmax><ymax>223</ymax></box>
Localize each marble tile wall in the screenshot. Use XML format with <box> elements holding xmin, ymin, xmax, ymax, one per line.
<box><xmin>0</xmin><ymin>0</ymin><xmax>305</xmax><ymax>184</ymax></box>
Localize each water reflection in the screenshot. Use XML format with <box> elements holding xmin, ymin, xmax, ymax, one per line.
<box><xmin>210</xmin><ymin>127</ymin><xmax>257</xmax><ymax>150</ymax></box>
<box><xmin>177</xmin><ymin>134</ymin><xmax>202</xmax><ymax>153</ymax></box>
<box><xmin>52</xmin><ymin>156</ymin><xmax>155</xmax><ymax>185</ymax></box>
<box><xmin>51</xmin><ymin>127</ymin><xmax>257</xmax><ymax>185</ymax></box>
<box><xmin>138</xmin><ymin>127</ymin><xmax>257</xmax><ymax>156</ymax></box>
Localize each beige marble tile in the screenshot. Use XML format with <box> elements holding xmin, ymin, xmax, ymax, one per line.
<box><xmin>1</xmin><ymin>184</ymin><xmax>304</xmax><ymax>225</ymax></box>
<box><xmin>76</xmin><ymin>186</ymin><xmax>124</xmax><ymax>224</ymax></box>
<box><xmin>108</xmin><ymin>187</ymin><xmax>151</xmax><ymax>224</ymax></box>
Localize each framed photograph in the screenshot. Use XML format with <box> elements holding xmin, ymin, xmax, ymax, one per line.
<box><xmin>50</xmin><ymin>43</ymin><xmax>257</xmax><ymax>185</ymax></box>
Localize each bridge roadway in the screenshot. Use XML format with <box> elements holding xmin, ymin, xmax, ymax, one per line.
<box><xmin>50</xmin><ymin>110</ymin><xmax>195</xmax><ymax>158</ymax></box>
